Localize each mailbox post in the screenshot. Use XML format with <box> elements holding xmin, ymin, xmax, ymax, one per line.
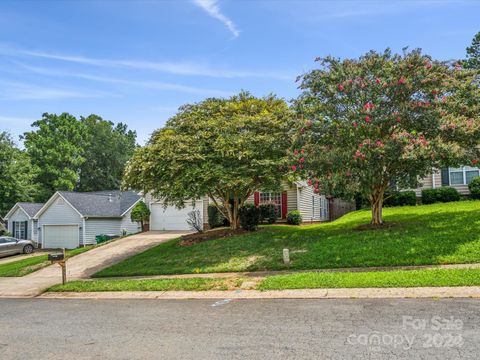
<box><xmin>48</xmin><ymin>248</ymin><xmax>66</xmax><ymax>285</ymax></box>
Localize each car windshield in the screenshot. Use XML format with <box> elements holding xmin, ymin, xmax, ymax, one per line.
<box><xmin>0</xmin><ymin>237</ymin><xmax>17</xmax><ymax>243</ymax></box>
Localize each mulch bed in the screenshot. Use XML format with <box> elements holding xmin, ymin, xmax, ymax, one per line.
<box><xmin>177</xmin><ymin>228</ymin><xmax>250</xmax><ymax>247</ymax></box>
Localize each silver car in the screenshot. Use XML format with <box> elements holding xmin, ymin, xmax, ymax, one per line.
<box><xmin>0</xmin><ymin>236</ymin><xmax>36</xmax><ymax>257</ymax></box>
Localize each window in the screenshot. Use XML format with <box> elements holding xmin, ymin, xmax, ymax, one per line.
<box><xmin>449</xmin><ymin>167</ymin><xmax>480</xmax><ymax>185</ymax></box>
<box><xmin>13</xmin><ymin>221</ymin><xmax>26</xmax><ymax>240</ymax></box>
<box><xmin>259</xmin><ymin>192</ymin><xmax>282</xmax><ymax>217</ymax></box>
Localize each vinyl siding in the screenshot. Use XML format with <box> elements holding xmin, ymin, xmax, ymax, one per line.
<box><xmin>120</xmin><ymin>209</ymin><xmax>142</xmax><ymax>235</ymax></box>
<box><xmin>416</xmin><ymin>168</ymin><xmax>471</xmax><ymax>196</ymax></box>
<box><xmin>7</xmin><ymin>208</ymin><xmax>33</xmax><ymax>240</ymax></box>
<box><xmin>85</xmin><ymin>218</ymin><xmax>122</xmax><ymax>245</ymax></box>
<box><xmin>296</xmin><ymin>183</ymin><xmax>329</xmax><ymax>221</ymax></box>
<box><xmin>37</xmin><ymin>197</ymin><xmax>83</xmax><ymax>246</ymax></box>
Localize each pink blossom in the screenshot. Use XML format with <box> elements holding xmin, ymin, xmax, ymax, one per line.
<box><xmin>353</xmin><ymin>122</ymin><xmax>358</xmax><ymax>127</ymax></box>
<box><xmin>358</xmin><ymin>143</ymin><xmax>364</xmax><ymax>148</ymax></box>
<box><xmin>376</xmin><ymin>140</ymin><xmax>383</xmax><ymax>147</ymax></box>
<box><xmin>291</xmin><ymin>165</ymin><xmax>297</xmax><ymax>172</ymax></box>
<box><xmin>308</xmin><ymin>179</ymin><xmax>313</xmax><ymax>186</ymax></box>
<box><xmin>338</xmin><ymin>84</ymin><xmax>345</xmax><ymax>92</ymax></box>
<box><xmin>398</xmin><ymin>77</ymin><xmax>406</xmax><ymax>85</ymax></box>
<box><xmin>314</xmin><ymin>183</ymin><xmax>319</xmax><ymax>189</ymax></box>
<box><xmin>299</xmin><ymin>157</ymin><xmax>305</xmax><ymax>164</ymax></box>
<box><xmin>472</xmin><ymin>159</ymin><xmax>479</xmax><ymax>165</ymax></box>
<box><xmin>425</xmin><ymin>62</ymin><xmax>432</xmax><ymax>69</ymax></box>
<box><xmin>301</xmin><ymin>149</ymin><xmax>305</xmax><ymax>154</ymax></box>
<box><xmin>294</xmin><ymin>150</ymin><xmax>299</xmax><ymax>155</ymax></box>
<box><xmin>348</xmin><ymin>79</ymin><xmax>353</xmax><ymax>85</ymax></box>
<box><xmin>375</xmin><ymin>78</ymin><xmax>381</xmax><ymax>84</ymax></box>
<box><xmin>313</xmin><ymin>188</ymin><xmax>320</xmax><ymax>194</ymax></box>
<box><xmin>365</xmin><ymin>116</ymin><xmax>371</xmax><ymax>123</ymax></box>
<box><xmin>346</xmin><ymin>170</ymin><xmax>351</xmax><ymax>177</ymax></box>
<box><xmin>396</xmin><ymin>117</ymin><xmax>401</xmax><ymax>123</ymax></box>
<box><xmin>300</xmin><ymin>128</ymin><xmax>305</xmax><ymax>133</ymax></box>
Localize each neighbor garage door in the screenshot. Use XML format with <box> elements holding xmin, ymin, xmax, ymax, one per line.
<box><xmin>150</xmin><ymin>201</ymin><xmax>202</xmax><ymax>231</ymax></box>
<box><xmin>43</xmin><ymin>225</ymin><xmax>79</xmax><ymax>249</ymax></box>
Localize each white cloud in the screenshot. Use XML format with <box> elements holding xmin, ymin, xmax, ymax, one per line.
<box><xmin>0</xmin><ymin>82</ymin><xmax>113</xmax><ymax>100</ymax></box>
<box><xmin>15</xmin><ymin>63</ymin><xmax>232</xmax><ymax>97</ymax></box>
<box><xmin>192</xmin><ymin>0</ymin><xmax>240</xmax><ymax>38</ymax></box>
<box><xmin>0</xmin><ymin>44</ymin><xmax>293</xmax><ymax>80</ymax></box>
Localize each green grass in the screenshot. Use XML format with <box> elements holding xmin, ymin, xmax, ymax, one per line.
<box><xmin>94</xmin><ymin>201</ymin><xmax>480</xmax><ymax>277</ymax></box>
<box><xmin>48</xmin><ymin>277</ymin><xmax>244</xmax><ymax>292</ymax></box>
<box><xmin>0</xmin><ymin>245</ymin><xmax>95</xmax><ymax>277</ymax></box>
<box><xmin>259</xmin><ymin>268</ymin><xmax>480</xmax><ymax>290</ymax></box>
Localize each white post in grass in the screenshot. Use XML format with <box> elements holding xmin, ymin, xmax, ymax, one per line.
<box><xmin>283</xmin><ymin>248</ymin><xmax>290</xmax><ymax>264</ymax></box>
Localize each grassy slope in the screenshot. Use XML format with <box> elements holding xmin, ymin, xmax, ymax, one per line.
<box><xmin>48</xmin><ymin>278</ymin><xmax>243</xmax><ymax>292</ymax></box>
<box><xmin>0</xmin><ymin>246</ymin><xmax>94</xmax><ymax>277</ymax></box>
<box><xmin>259</xmin><ymin>268</ymin><xmax>480</xmax><ymax>290</ymax></box>
<box><xmin>95</xmin><ymin>201</ymin><xmax>480</xmax><ymax>277</ymax></box>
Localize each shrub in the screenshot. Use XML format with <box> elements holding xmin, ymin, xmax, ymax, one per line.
<box><xmin>258</xmin><ymin>204</ymin><xmax>277</xmax><ymax>224</ymax></box>
<box><xmin>384</xmin><ymin>190</ymin><xmax>417</xmax><ymax>207</ymax></box>
<box><xmin>437</xmin><ymin>187</ymin><xmax>460</xmax><ymax>202</ymax></box>
<box><xmin>421</xmin><ymin>189</ymin><xmax>438</xmax><ymax>204</ymax></box>
<box><xmin>286</xmin><ymin>210</ymin><xmax>302</xmax><ymax>225</ymax></box>
<box><xmin>130</xmin><ymin>201</ymin><xmax>150</xmax><ymax>231</ymax></box>
<box><xmin>207</xmin><ymin>205</ymin><xmax>227</xmax><ymax>228</ymax></box>
<box><xmin>239</xmin><ymin>204</ymin><xmax>260</xmax><ymax>231</ymax></box>
<box><xmin>468</xmin><ymin>177</ymin><xmax>480</xmax><ymax>199</ymax></box>
<box><xmin>422</xmin><ymin>187</ymin><xmax>461</xmax><ymax>204</ymax></box>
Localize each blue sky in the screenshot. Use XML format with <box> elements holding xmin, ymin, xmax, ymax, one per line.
<box><xmin>0</xmin><ymin>0</ymin><xmax>478</xmax><ymax>145</ymax></box>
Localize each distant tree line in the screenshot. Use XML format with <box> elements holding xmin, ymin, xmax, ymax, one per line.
<box><xmin>0</xmin><ymin>113</ymin><xmax>136</xmax><ymax>214</ymax></box>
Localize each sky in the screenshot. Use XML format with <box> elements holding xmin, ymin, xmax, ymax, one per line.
<box><xmin>0</xmin><ymin>0</ymin><xmax>479</xmax><ymax>145</ymax></box>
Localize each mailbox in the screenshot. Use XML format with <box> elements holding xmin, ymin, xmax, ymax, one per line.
<box><xmin>48</xmin><ymin>253</ymin><xmax>64</xmax><ymax>262</ymax></box>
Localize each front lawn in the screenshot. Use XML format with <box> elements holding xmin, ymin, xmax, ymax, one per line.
<box><xmin>48</xmin><ymin>277</ymin><xmax>244</xmax><ymax>292</ymax></box>
<box><xmin>259</xmin><ymin>268</ymin><xmax>480</xmax><ymax>290</ymax></box>
<box><xmin>0</xmin><ymin>246</ymin><xmax>95</xmax><ymax>277</ymax></box>
<box><xmin>95</xmin><ymin>201</ymin><xmax>480</xmax><ymax>277</ymax></box>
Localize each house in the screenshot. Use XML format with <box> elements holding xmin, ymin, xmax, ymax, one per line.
<box><xmin>3</xmin><ymin>191</ymin><xmax>143</xmax><ymax>249</ymax></box>
<box><xmin>415</xmin><ymin>167</ymin><xmax>480</xmax><ymax>197</ymax></box>
<box><xmin>147</xmin><ymin>181</ymin><xmax>351</xmax><ymax>231</ymax></box>
<box><xmin>4</xmin><ymin>203</ymin><xmax>45</xmax><ymax>241</ymax></box>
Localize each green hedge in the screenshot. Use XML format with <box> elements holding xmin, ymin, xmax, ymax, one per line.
<box><xmin>286</xmin><ymin>210</ymin><xmax>302</xmax><ymax>225</ymax></box>
<box><xmin>239</xmin><ymin>204</ymin><xmax>260</xmax><ymax>231</ymax></box>
<box><xmin>383</xmin><ymin>190</ymin><xmax>417</xmax><ymax>207</ymax></box>
<box><xmin>468</xmin><ymin>177</ymin><xmax>480</xmax><ymax>199</ymax></box>
<box><xmin>258</xmin><ymin>204</ymin><xmax>277</xmax><ymax>224</ymax></box>
<box><xmin>207</xmin><ymin>205</ymin><xmax>227</xmax><ymax>228</ymax></box>
<box><xmin>422</xmin><ymin>187</ymin><xmax>461</xmax><ymax>204</ymax></box>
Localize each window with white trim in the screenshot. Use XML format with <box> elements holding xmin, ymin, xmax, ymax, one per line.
<box><xmin>259</xmin><ymin>192</ymin><xmax>282</xmax><ymax>217</ymax></box>
<box><xmin>14</xmin><ymin>221</ymin><xmax>26</xmax><ymax>240</ymax></box>
<box><xmin>449</xmin><ymin>167</ymin><xmax>479</xmax><ymax>185</ymax></box>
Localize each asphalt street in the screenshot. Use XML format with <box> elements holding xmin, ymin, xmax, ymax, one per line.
<box><xmin>0</xmin><ymin>298</ymin><xmax>479</xmax><ymax>359</ymax></box>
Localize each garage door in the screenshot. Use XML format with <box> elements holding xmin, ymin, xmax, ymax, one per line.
<box><xmin>43</xmin><ymin>225</ymin><xmax>79</xmax><ymax>249</ymax></box>
<box><xmin>150</xmin><ymin>201</ymin><xmax>202</xmax><ymax>231</ymax></box>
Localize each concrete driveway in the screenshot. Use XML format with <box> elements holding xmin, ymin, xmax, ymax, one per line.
<box><xmin>0</xmin><ymin>231</ymin><xmax>188</xmax><ymax>298</ymax></box>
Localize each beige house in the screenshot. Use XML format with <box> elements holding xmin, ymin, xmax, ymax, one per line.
<box><xmin>147</xmin><ymin>181</ymin><xmax>348</xmax><ymax>231</ymax></box>
<box><xmin>416</xmin><ymin>167</ymin><xmax>480</xmax><ymax>197</ymax></box>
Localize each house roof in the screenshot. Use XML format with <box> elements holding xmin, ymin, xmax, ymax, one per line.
<box><xmin>56</xmin><ymin>190</ymin><xmax>142</xmax><ymax>218</ymax></box>
<box><xmin>4</xmin><ymin>202</ymin><xmax>45</xmax><ymax>219</ymax></box>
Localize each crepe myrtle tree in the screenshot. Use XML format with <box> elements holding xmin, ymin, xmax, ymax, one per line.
<box><xmin>123</xmin><ymin>92</ymin><xmax>295</xmax><ymax>230</ymax></box>
<box><xmin>292</xmin><ymin>49</ymin><xmax>480</xmax><ymax>226</ymax></box>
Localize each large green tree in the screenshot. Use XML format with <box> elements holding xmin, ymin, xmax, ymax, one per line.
<box><xmin>0</xmin><ymin>132</ymin><xmax>38</xmax><ymax>215</ymax></box>
<box><xmin>464</xmin><ymin>31</ymin><xmax>480</xmax><ymax>69</ymax></box>
<box><xmin>23</xmin><ymin>113</ymin><xmax>85</xmax><ymax>202</ymax></box>
<box><xmin>293</xmin><ymin>49</ymin><xmax>479</xmax><ymax>225</ymax></box>
<box><xmin>77</xmin><ymin>115</ymin><xmax>137</xmax><ymax>192</ymax></box>
<box><xmin>124</xmin><ymin>92</ymin><xmax>294</xmax><ymax>229</ymax></box>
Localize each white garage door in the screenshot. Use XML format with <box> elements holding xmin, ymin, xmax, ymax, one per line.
<box><xmin>43</xmin><ymin>225</ymin><xmax>79</xmax><ymax>249</ymax></box>
<box><xmin>150</xmin><ymin>201</ymin><xmax>202</xmax><ymax>231</ymax></box>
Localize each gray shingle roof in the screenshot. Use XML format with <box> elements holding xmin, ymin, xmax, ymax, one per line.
<box><xmin>18</xmin><ymin>203</ymin><xmax>45</xmax><ymax>218</ymax></box>
<box><xmin>57</xmin><ymin>190</ymin><xmax>141</xmax><ymax>218</ymax></box>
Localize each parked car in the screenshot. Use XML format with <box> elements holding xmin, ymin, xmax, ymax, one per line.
<box><xmin>0</xmin><ymin>236</ymin><xmax>35</xmax><ymax>257</ymax></box>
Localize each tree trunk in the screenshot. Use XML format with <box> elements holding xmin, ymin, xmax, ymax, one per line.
<box><xmin>370</xmin><ymin>186</ymin><xmax>386</xmax><ymax>226</ymax></box>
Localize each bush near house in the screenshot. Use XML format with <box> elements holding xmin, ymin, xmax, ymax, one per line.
<box><xmin>239</xmin><ymin>204</ymin><xmax>261</xmax><ymax>231</ymax></box>
<box><xmin>207</xmin><ymin>205</ymin><xmax>228</xmax><ymax>229</ymax></box>
<box><xmin>286</xmin><ymin>210</ymin><xmax>302</xmax><ymax>225</ymax></box>
<box><xmin>468</xmin><ymin>177</ymin><xmax>480</xmax><ymax>199</ymax></box>
<box><xmin>422</xmin><ymin>187</ymin><xmax>461</xmax><ymax>204</ymax></box>
<box><xmin>383</xmin><ymin>190</ymin><xmax>417</xmax><ymax>207</ymax></box>
<box><xmin>258</xmin><ymin>204</ymin><xmax>277</xmax><ymax>224</ymax></box>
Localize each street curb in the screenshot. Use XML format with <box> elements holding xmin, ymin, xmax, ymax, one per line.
<box><xmin>38</xmin><ymin>286</ymin><xmax>480</xmax><ymax>300</ymax></box>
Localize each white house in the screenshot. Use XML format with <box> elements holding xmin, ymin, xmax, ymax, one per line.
<box><xmin>3</xmin><ymin>191</ymin><xmax>143</xmax><ymax>249</ymax></box>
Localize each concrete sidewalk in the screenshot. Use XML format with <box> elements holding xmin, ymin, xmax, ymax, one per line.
<box><xmin>0</xmin><ymin>231</ymin><xmax>188</xmax><ymax>298</ymax></box>
<box><xmin>39</xmin><ymin>286</ymin><xmax>480</xmax><ymax>300</ymax></box>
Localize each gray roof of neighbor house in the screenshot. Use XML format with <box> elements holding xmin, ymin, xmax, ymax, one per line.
<box><xmin>57</xmin><ymin>190</ymin><xmax>142</xmax><ymax>218</ymax></box>
<box><xmin>18</xmin><ymin>203</ymin><xmax>45</xmax><ymax>218</ymax></box>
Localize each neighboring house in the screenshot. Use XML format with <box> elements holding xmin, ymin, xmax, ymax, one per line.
<box><xmin>146</xmin><ymin>181</ymin><xmax>341</xmax><ymax>231</ymax></box>
<box><xmin>4</xmin><ymin>203</ymin><xmax>45</xmax><ymax>242</ymax></box>
<box><xmin>31</xmin><ymin>190</ymin><xmax>142</xmax><ymax>249</ymax></box>
<box><xmin>415</xmin><ymin>167</ymin><xmax>480</xmax><ymax>197</ymax></box>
